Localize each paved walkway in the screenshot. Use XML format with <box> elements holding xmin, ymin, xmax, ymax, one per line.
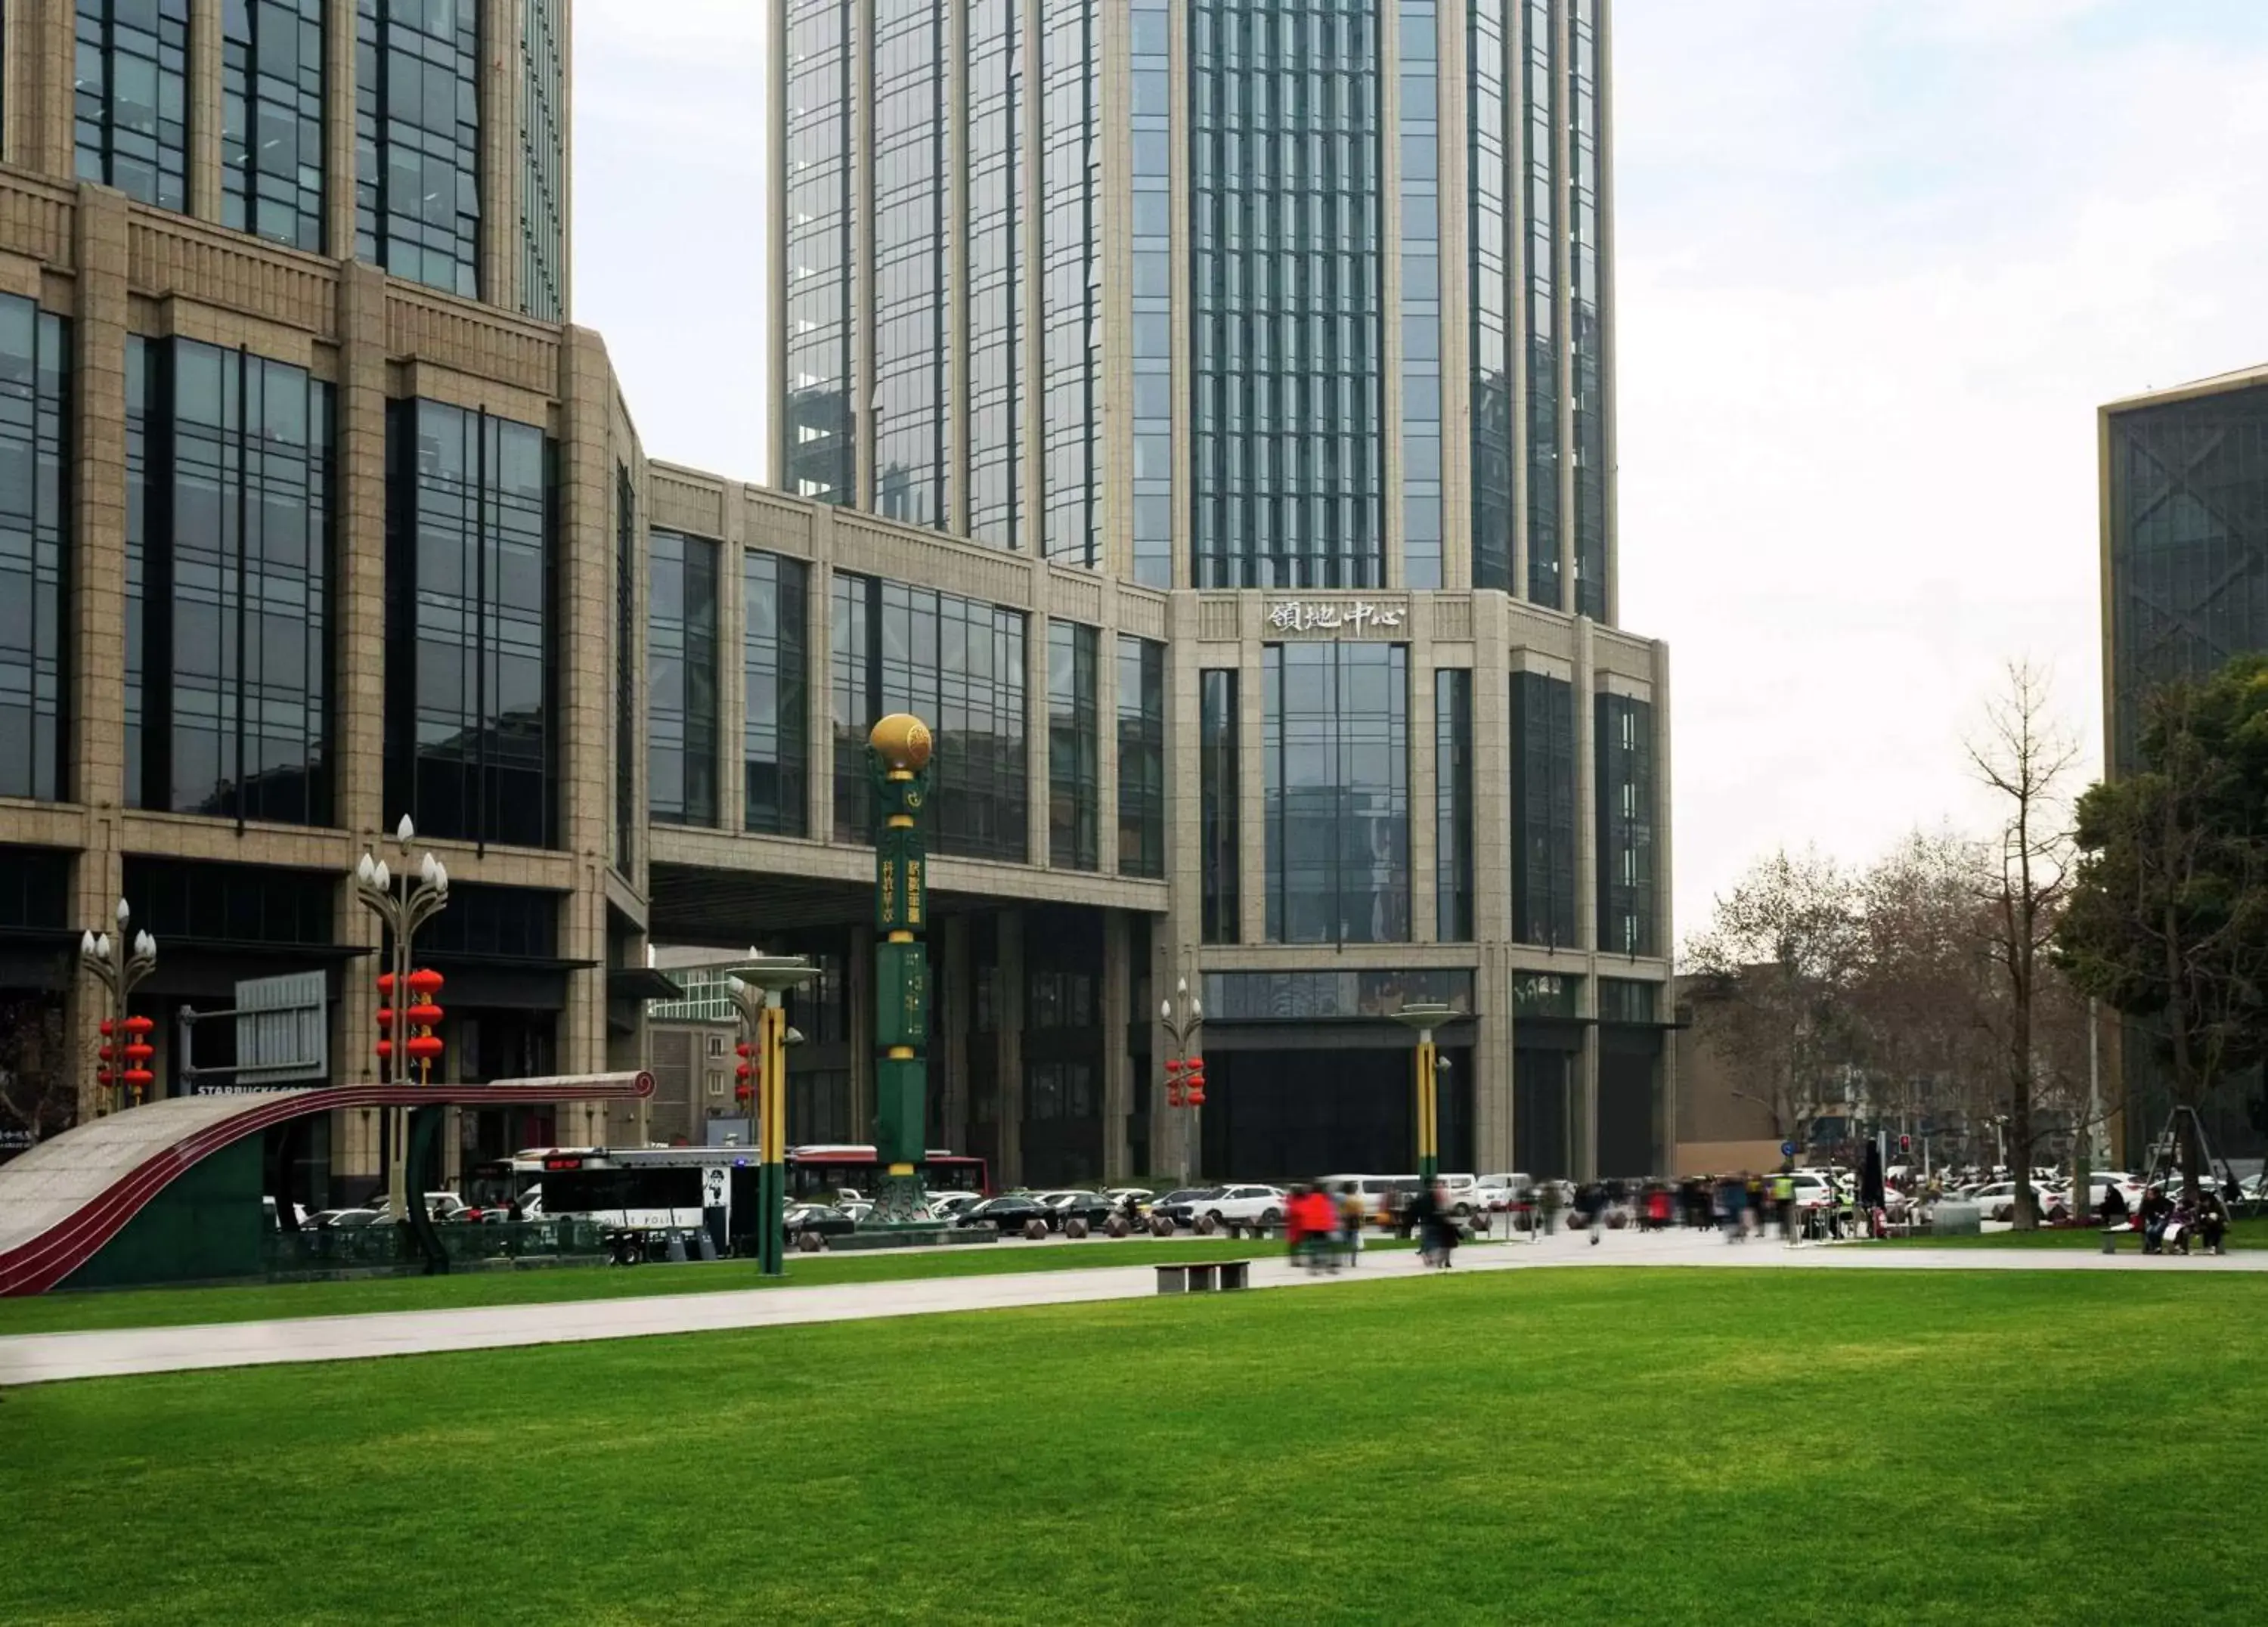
<box><xmin>5</xmin><ymin>1227</ymin><xmax>2260</xmax><ymax>1387</ymax></box>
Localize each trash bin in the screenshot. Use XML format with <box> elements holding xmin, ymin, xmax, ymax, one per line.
<box><xmin>1931</xmin><ymin>1201</ymin><xmax>1981</xmax><ymax>1238</ymax></box>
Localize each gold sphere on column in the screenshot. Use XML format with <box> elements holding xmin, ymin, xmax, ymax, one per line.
<box><xmin>868</xmin><ymin>713</ymin><xmax>934</xmax><ymax>771</ymax></box>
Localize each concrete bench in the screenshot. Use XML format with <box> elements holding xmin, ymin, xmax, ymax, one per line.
<box><xmin>1154</xmin><ymin>1260</ymin><xmax>1252</xmax><ymax>1294</ymax></box>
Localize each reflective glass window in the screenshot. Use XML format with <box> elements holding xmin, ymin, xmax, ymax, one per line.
<box><xmin>784</xmin><ymin>0</ymin><xmax>856</xmax><ymax>502</ymax></box>
<box><xmin>76</xmin><ymin>0</ymin><xmax>189</xmax><ymax>212</ymax></box>
<box><xmin>519</xmin><ymin>0</ymin><xmax>565</xmax><ymax>319</ymax></box>
<box><xmin>1510</xmin><ymin>669</ymin><xmax>1576</xmax><ymax>946</ymax></box>
<box><xmin>1201</xmin><ymin>668</ymin><xmax>1240</xmax><ymax>943</ymax></box>
<box><xmin>1048</xmin><ymin>621</ymin><xmax>1098</xmax><ymax>870</ymax></box>
<box><xmin>355</xmin><ymin>0</ymin><xmax>480</xmax><ymax>299</ymax></box>
<box><xmin>872</xmin><ymin>0</ymin><xmax>947</xmax><ymax>528</ymax></box>
<box><xmin>1435</xmin><ymin>668</ymin><xmax>1473</xmax><ymax>940</ymax></box>
<box><xmin>1263</xmin><ymin>641</ymin><xmax>1409</xmax><ymax>943</ymax></box>
<box><xmin>0</xmin><ymin>299</ymin><xmax>69</xmax><ymax>804</ymax></box>
<box><xmin>222</xmin><ymin>0</ymin><xmax>325</xmax><ymax>250</ymax></box>
<box><xmin>1595</xmin><ymin>693</ymin><xmax>1655</xmax><ymax>956</ymax></box>
<box><xmin>743</xmin><ymin>549</ymin><xmax>810</xmax><ymax>835</ymax></box>
<box><xmin>649</xmin><ymin>530</ymin><xmax>719</xmax><ymax>827</ymax></box>
<box><xmin>1117</xmin><ymin>636</ymin><xmax>1165</xmax><ymax>878</ymax></box>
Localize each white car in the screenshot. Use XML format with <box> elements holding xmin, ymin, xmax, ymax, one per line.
<box><xmin>1191</xmin><ymin>1185</ymin><xmax>1287</xmax><ymax>1228</ymax></box>
<box><xmin>1964</xmin><ymin>1180</ymin><xmax>2058</xmax><ymax>1223</ymax></box>
<box><xmin>1435</xmin><ymin>1173</ymin><xmax>1481</xmax><ymax>1216</ymax></box>
<box><xmin>1473</xmin><ymin>1173</ymin><xmax>1533</xmax><ymax>1212</ymax></box>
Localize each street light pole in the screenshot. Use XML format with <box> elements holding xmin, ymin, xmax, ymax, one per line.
<box><xmin>1160</xmin><ymin>974</ymin><xmax>1204</xmax><ymax>1185</ymax></box>
<box><xmin>353</xmin><ymin>815</ymin><xmax>450</xmax><ymax>1222</ymax></box>
<box><xmin>728</xmin><ymin>956</ymin><xmax>818</xmax><ymax>1276</ymax></box>
<box><xmin>79</xmin><ymin>900</ymin><xmax>157</xmax><ymax>1115</ymax></box>
<box><xmin>1392</xmin><ymin>1001</ymin><xmax>1454</xmax><ymax>1183</ymax></box>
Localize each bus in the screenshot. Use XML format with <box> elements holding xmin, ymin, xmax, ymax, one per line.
<box><xmin>785</xmin><ymin>1145</ymin><xmax>991</xmax><ymax>1204</ymax></box>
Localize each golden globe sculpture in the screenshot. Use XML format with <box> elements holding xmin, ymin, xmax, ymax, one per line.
<box><xmin>868</xmin><ymin>712</ymin><xmax>934</xmax><ymax>773</ymax></box>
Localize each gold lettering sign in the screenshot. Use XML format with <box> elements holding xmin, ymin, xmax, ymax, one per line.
<box><xmin>906</xmin><ymin>859</ymin><xmax>924</xmax><ymax>927</ymax></box>
<box><xmin>879</xmin><ymin>859</ymin><xmax>897</xmax><ymax>925</ymax></box>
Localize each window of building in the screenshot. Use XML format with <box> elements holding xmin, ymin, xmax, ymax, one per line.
<box><xmin>1040</xmin><ymin>0</ymin><xmax>1101</xmax><ymax>568</ymax></box>
<box><xmin>832</xmin><ymin>572</ymin><xmax>1027</xmax><ymax>861</ymax></box>
<box><xmin>1118</xmin><ymin>636</ymin><xmax>1166</xmax><ymax>878</ymax></box>
<box><xmin>355</xmin><ymin>0</ymin><xmax>480</xmax><ymax>299</ymax></box>
<box><xmin>1129</xmin><ymin>0</ymin><xmax>1173</xmax><ymax>587</ymax></box>
<box><xmin>1263</xmin><ymin>642</ymin><xmax>1410</xmax><ymax>944</ymax></box>
<box><xmin>1600</xmin><ymin>976</ymin><xmax>1656</xmax><ymax>1024</ymax></box>
<box><xmin>0</xmin><ymin>296</ymin><xmax>70</xmax><ymax>804</ymax></box>
<box><xmin>518</xmin><ymin>0</ymin><xmax>565</xmax><ymax>320</ymax></box>
<box><xmin>872</xmin><ymin>0</ymin><xmax>947</xmax><ymax>528</ymax></box>
<box><xmin>1203</xmin><ymin>968</ymin><xmax>1473</xmax><ymax>1021</ymax></box>
<box><xmin>0</xmin><ymin>846</ymin><xmax>73</xmax><ymax>929</ymax></box>
<box><xmin>123</xmin><ymin>856</ymin><xmax>336</xmax><ymax>946</ymax></box>
<box><xmin>1596</xmin><ymin>693</ymin><xmax>1656</xmax><ymax>956</ymax></box>
<box><xmin>1510</xmin><ymin>670</ymin><xmax>1576</xmax><ymax>947</ymax></box>
<box><xmin>383</xmin><ymin>401</ymin><xmax>556</xmax><ymax>850</ymax></box>
<box><xmin>783</xmin><ymin>0</ymin><xmax>854</xmax><ymax>503</ymax></box>
<box><xmin>409</xmin><ymin>882</ymin><xmax>558</xmax><ymax>959</ymax></box>
<box><xmin>1511</xmin><ymin>971</ymin><xmax>1578</xmax><ymax>1017</ymax></box>
<box><xmin>1569</xmin><ymin>0</ymin><xmax>1607</xmax><ymax>621</ymax></box>
<box><xmin>1192</xmin><ymin>0</ymin><xmax>1383</xmax><ymax>590</ymax></box>
<box><xmin>1436</xmin><ymin>668</ymin><xmax>1473</xmax><ymax>941</ymax></box>
<box><xmin>76</xmin><ymin>0</ymin><xmax>189</xmax><ymax>212</ymax></box>
<box><xmin>614</xmin><ymin>466</ymin><xmax>636</xmax><ymax>864</ymax></box>
<box><xmin>1201</xmin><ymin>668</ymin><xmax>1240</xmax><ymax>943</ymax></box>
<box><xmin>1400</xmin><ymin>0</ymin><xmax>1443</xmax><ymax>590</ymax></box>
<box><xmin>1047</xmin><ymin>621</ymin><xmax>1098</xmax><ymax>870</ymax></box>
<box><xmin>649</xmin><ymin>530</ymin><xmax>718</xmax><ymax>828</ymax></box>
<box><xmin>127</xmin><ymin>339</ymin><xmax>334</xmax><ymax>826</ymax></box>
<box><xmin>744</xmin><ymin>549</ymin><xmax>809</xmax><ymax>835</ymax></box>
<box><xmin>967</xmin><ymin>0</ymin><xmax>1024</xmax><ymax>549</ymax></box>
<box><xmin>706</xmin><ymin>1069</ymin><xmax>725</xmax><ymax>1098</ymax></box>
<box><xmin>705</xmin><ymin>1033</ymin><xmax>727</xmax><ymax>1058</ymax></box>
<box><xmin>1468</xmin><ymin>0</ymin><xmax>1514</xmax><ymax>592</ymax></box>
<box><xmin>222</xmin><ymin>0</ymin><xmax>325</xmax><ymax>250</ymax></box>
<box><xmin>1522</xmin><ymin>0</ymin><xmax>1560</xmax><ymax>609</ymax></box>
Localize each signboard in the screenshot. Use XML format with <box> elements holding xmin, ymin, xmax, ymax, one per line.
<box><xmin>875</xmin><ymin>834</ymin><xmax>927</xmax><ymax>933</ymax></box>
<box><xmin>875</xmin><ymin>940</ymin><xmax>928</xmax><ymax>1048</ymax></box>
<box><xmin>1780</xmin><ymin>1140</ymin><xmax>1798</xmax><ymax>1160</ymax></box>
<box><xmin>1266</xmin><ymin>600</ymin><xmax>1408</xmax><ymax>635</ymax></box>
<box><xmin>185</xmin><ymin>972</ymin><xmax>329</xmax><ymax>1092</ymax></box>
<box><xmin>702</xmin><ymin>1165</ymin><xmax>730</xmax><ymax>1209</ymax></box>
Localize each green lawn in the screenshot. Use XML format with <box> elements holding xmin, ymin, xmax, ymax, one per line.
<box><xmin>5</xmin><ymin>1269</ymin><xmax>2263</xmax><ymax>1622</ymax></box>
<box><xmin>1892</xmin><ymin>1215</ymin><xmax>2266</xmax><ymax>1250</ymax></box>
<box><xmin>0</xmin><ymin>1236</ymin><xmax>1393</xmax><ymax>1338</ymax></box>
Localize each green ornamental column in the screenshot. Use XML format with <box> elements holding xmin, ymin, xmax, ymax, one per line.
<box><xmin>868</xmin><ymin>714</ymin><xmax>935</xmax><ymax>1224</ymax></box>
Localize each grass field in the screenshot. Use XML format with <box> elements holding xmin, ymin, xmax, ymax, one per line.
<box><xmin>0</xmin><ymin>1236</ymin><xmax>1399</xmax><ymax>1337</ymax></box>
<box><xmin>5</xmin><ymin>1268</ymin><xmax>2263</xmax><ymax>1623</ymax></box>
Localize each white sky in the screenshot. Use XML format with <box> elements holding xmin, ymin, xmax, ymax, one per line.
<box><xmin>572</xmin><ymin>0</ymin><xmax>2268</xmax><ymax>950</ymax></box>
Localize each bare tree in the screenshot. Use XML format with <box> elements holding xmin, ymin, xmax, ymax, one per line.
<box><xmin>0</xmin><ymin>993</ymin><xmax>73</xmax><ymax>1154</ymax></box>
<box><xmin>1969</xmin><ymin>662</ymin><xmax>2078</xmax><ymax>1228</ymax></box>
<box><xmin>1684</xmin><ymin>848</ymin><xmax>1863</xmax><ymax>1152</ymax></box>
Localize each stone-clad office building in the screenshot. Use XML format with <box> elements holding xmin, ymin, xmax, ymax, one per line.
<box><xmin>0</xmin><ymin>0</ymin><xmax>1672</xmax><ymax>1198</ymax></box>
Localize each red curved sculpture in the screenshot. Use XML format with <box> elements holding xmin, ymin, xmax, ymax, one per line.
<box><xmin>0</xmin><ymin>1073</ymin><xmax>654</xmax><ymax>1296</ymax></box>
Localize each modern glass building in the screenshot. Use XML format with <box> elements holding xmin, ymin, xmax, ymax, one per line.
<box><xmin>2100</xmin><ymin>365</ymin><xmax>2268</xmax><ymax>1163</ymax></box>
<box><xmin>748</xmin><ymin>0</ymin><xmax>1678</xmax><ymax>1183</ymax></box>
<box><xmin>0</xmin><ymin>0</ymin><xmax>1671</xmax><ymax>1204</ymax></box>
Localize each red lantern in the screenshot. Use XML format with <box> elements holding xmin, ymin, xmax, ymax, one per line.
<box><xmin>407</xmin><ymin>968</ymin><xmax>445</xmax><ymax>997</ymax></box>
<box><xmin>122</xmin><ymin>1068</ymin><xmax>154</xmax><ymax>1089</ymax></box>
<box><xmin>376</xmin><ymin>972</ymin><xmax>396</xmax><ymax>999</ymax></box>
<box><xmin>734</xmin><ymin>1082</ymin><xmax>754</xmax><ymax>1103</ymax></box>
<box><xmin>99</xmin><ymin>1018</ymin><xmax>115</xmax><ymax>1037</ymax></box>
<box><xmin>735</xmin><ymin>1062</ymin><xmax>751</xmax><ymax>1081</ymax></box>
<box><xmin>405</xmin><ymin>1003</ymin><xmax>445</xmax><ymax>1027</ymax></box>
<box><xmin>124</xmin><ymin>1014</ymin><xmax>154</xmax><ymax>1037</ymax></box>
<box><xmin>96</xmin><ymin>1066</ymin><xmax>112</xmax><ymax>1084</ymax></box>
<box><xmin>736</xmin><ymin>1042</ymin><xmax>751</xmax><ymax>1058</ymax></box>
<box><xmin>1184</xmin><ymin>1062</ymin><xmax>1207</xmax><ymax>1107</ymax></box>
<box><xmin>405</xmin><ymin>1034</ymin><xmax>445</xmax><ymax>1061</ymax></box>
<box><xmin>376</xmin><ymin>1006</ymin><xmax>396</xmax><ymax>1028</ymax></box>
<box><xmin>376</xmin><ymin>1038</ymin><xmax>394</xmax><ymax>1061</ymax></box>
<box><xmin>124</xmin><ymin>1043</ymin><xmax>154</xmax><ymax>1065</ymax></box>
<box><xmin>98</xmin><ymin>1044</ymin><xmax>115</xmax><ymax>1062</ymax></box>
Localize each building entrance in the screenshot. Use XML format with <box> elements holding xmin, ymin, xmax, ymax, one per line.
<box><xmin>1200</xmin><ymin>1043</ymin><xmax>1472</xmax><ymax>1181</ymax></box>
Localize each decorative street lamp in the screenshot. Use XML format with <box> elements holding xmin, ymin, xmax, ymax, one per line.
<box><xmin>354</xmin><ymin>814</ymin><xmax>451</xmax><ymax>1222</ymax></box>
<box><xmin>1160</xmin><ymin>974</ymin><xmax>1205</xmax><ymax>1184</ymax></box>
<box><xmin>866</xmin><ymin>712</ymin><xmax>934</xmax><ymax>1225</ymax></box>
<box><xmin>79</xmin><ymin>899</ymin><xmax>157</xmax><ymax>1115</ymax></box>
<box><xmin>1391</xmin><ymin>1001</ymin><xmax>1455</xmax><ymax>1184</ymax></box>
<box><xmin>727</xmin><ymin>956</ymin><xmax>819</xmax><ymax>1277</ymax></box>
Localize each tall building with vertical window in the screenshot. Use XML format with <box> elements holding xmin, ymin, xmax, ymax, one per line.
<box><xmin>761</xmin><ymin>0</ymin><xmax>1676</xmax><ymax>1185</ymax></box>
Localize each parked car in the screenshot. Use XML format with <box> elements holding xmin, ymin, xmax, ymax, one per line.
<box><xmin>1435</xmin><ymin>1173</ymin><xmax>1480</xmax><ymax>1216</ymax></box>
<box><xmin>954</xmin><ymin>1195</ymin><xmax>1055</xmax><ymax>1233</ymax></box>
<box><xmin>1101</xmin><ymin>1187</ymin><xmax>1155</xmax><ymax>1218</ymax></box>
<box><xmin>1963</xmin><ymin>1180</ymin><xmax>2059</xmax><ymax>1223</ymax></box>
<box><xmin>306</xmin><ymin>1207</ymin><xmax>383</xmax><ymax>1229</ymax></box>
<box><xmin>927</xmin><ymin>1192</ymin><xmax>983</xmax><ymax>1221</ymax></box>
<box><xmin>783</xmin><ymin>1203</ymin><xmax>858</xmax><ymax>1241</ymax></box>
<box><xmin>1042</xmin><ymin>1192</ymin><xmax>1119</xmax><ymax>1229</ymax></box>
<box><xmin>1190</xmin><ymin>1185</ymin><xmax>1287</xmax><ymax>1229</ymax></box>
<box><xmin>1151</xmin><ymin>1188</ymin><xmax>1225</xmax><ymax>1228</ymax></box>
<box><xmin>1473</xmin><ymin>1173</ymin><xmax>1533</xmax><ymax>1213</ymax></box>
<box><xmin>426</xmin><ymin>1192</ymin><xmax>473</xmax><ymax>1223</ymax></box>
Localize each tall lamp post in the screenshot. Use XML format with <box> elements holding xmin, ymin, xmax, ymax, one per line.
<box><xmin>1392</xmin><ymin>1001</ymin><xmax>1454</xmax><ymax>1183</ymax></box>
<box><xmin>727</xmin><ymin>956</ymin><xmax>818</xmax><ymax>1276</ymax></box>
<box><xmin>79</xmin><ymin>900</ymin><xmax>158</xmax><ymax>1115</ymax></box>
<box><xmin>866</xmin><ymin>712</ymin><xmax>934</xmax><ymax>1224</ymax></box>
<box><xmin>353</xmin><ymin>815</ymin><xmax>451</xmax><ymax>1222</ymax></box>
<box><xmin>1160</xmin><ymin>975</ymin><xmax>1205</xmax><ymax>1184</ymax></box>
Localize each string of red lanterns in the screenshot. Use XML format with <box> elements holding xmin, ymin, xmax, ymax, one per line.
<box><xmin>94</xmin><ymin>1014</ymin><xmax>159</xmax><ymax>1104</ymax></box>
<box><xmin>375</xmin><ymin>967</ymin><xmax>447</xmax><ymax>1082</ymax></box>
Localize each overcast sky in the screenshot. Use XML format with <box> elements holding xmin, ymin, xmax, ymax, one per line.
<box><xmin>572</xmin><ymin>0</ymin><xmax>2268</xmax><ymax>950</ymax></box>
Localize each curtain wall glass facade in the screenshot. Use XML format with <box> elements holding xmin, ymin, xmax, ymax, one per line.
<box><xmin>648</xmin><ymin>530</ymin><xmax>719</xmax><ymax>828</ymax></box>
<box><xmin>1520</xmin><ymin>0</ymin><xmax>1559</xmax><ymax>609</ymax></box>
<box><xmin>1200</xmin><ymin>667</ymin><xmax>1240</xmax><ymax>943</ymax></box>
<box><xmin>832</xmin><ymin>572</ymin><xmax>1027</xmax><ymax>860</ymax></box>
<box><xmin>783</xmin><ymin>0</ymin><xmax>855</xmax><ymax>504</ymax></box>
<box><xmin>518</xmin><ymin>0</ymin><xmax>566</xmax><ymax>320</ymax></box>
<box><xmin>1263</xmin><ymin>641</ymin><xmax>1408</xmax><ymax>944</ymax></box>
<box><xmin>222</xmin><ymin>0</ymin><xmax>325</xmax><ymax>250</ymax></box>
<box><xmin>1510</xmin><ymin>668</ymin><xmax>1576</xmax><ymax>947</ymax></box>
<box><xmin>0</xmin><ymin>299</ymin><xmax>70</xmax><ymax>804</ymax></box>
<box><xmin>76</xmin><ymin>0</ymin><xmax>190</xmax><ymax>212</ymax></box>
<box><xmin>355</xmin><ymin>0</ymin><xmax>481</xmax><ymax>298</ymax></box>
<box><xmin>127</xmin><ymin>339</ymin><xmax>334</xmax><ymax>825</ymax></box>
<box><xmin>1118</xmin><ymin>635</ymin><xmax>1166</xmax><ymax>878</ymax></box>
<box><xmin>1191</xmin><ymin>0</ymin><xmax>1383</xmax><ymax>591</ymax></box>
<box><xmin>1468</xmin><ymin>0</ymin><xmax>1514</xmax><ymax>592</ymax></box>
<box><xmin>1047</xmin><ymin>620</ymin><xmax>1098</xmax><ymax>870</ymax></box>
<box><xmin>1435</xmin><ymin>667</ymin><xmax>1473</xmax><ymax>941</ymax></box>
<box><xmin>872</xmin><ymin>0</ymin><xmax>947</xmax><ymax>528</ymax></box>
<box><xmin>1129</xmin><ymin>0</ymin><xmax>1174</xmax><ymax>587</ymax></box>
<box><xmin>1569</xmin><ymin>0</ymin><xmax>1606</xmax><ymax>620</ymax></box>
<box><xmin>383</xmin><ymin>401</ymin><xmax>555</xmax><ymax>850</ymax></box>
<box><xmin>1595</xmin><ymin>692</ymin><xmax>1654</xmax><ymax>956</ymax></box>
<box><xmin>1398</xmin><ymin>0</ymin><xmax>1442</xmax><ymax>590</ymax></box>
<box><xmin>967</xmin><ymin>0</ymin><xmax>1023</xmax><ymax>549</ymax></box>
<box><xmin>1040</xmin><ymin>0</ymin><xmax>1100</xmax><ymax>567</ymax></box>
<box><xmin>742</xmin><ymin>549</ymin><xmax>809</xmax><ymax>836</ymax></box>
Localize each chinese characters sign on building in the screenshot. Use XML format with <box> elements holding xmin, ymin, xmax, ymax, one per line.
<box><xmin>1266</xmin><ymin>600</ymin><xmax>1408</xmax><ymax>635</ymax></box>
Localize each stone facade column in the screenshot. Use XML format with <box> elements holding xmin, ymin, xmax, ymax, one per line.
<box><xmin>187</xmin><ymin>0</ymin><xmax>224</xmax><ymax>221</ymax></box>
<box><xmin>64</xmin><ymin>184</ymin><xmax>132</xmax><ymax>1127</ymax></box>
<box><xmin>324</xmin><ymin>0</ymin><xmax>358</xmax><ymax>258</ymax></box>
<box><xmin>940</xmin><ymin>913</ymin><xmax>971</xmax><ymax>1152</ymax></box>
<box><xmin>1553</xmin><ymin>0</ymin><xmax>1577</xmax><ymax>609</ymax></box>
<box><xmin>1471</xmin><ymin>593</ymin><xmax>1514</xmax><ymax>1169</ymax></box>
<box><xmin>1237</xmin><ymin>597</ymin><xmax>1266</xmax><ymax>944</ymax></box>
<box><xmin>1575</xmin><ymin>618</ymin><xmax>1599</xmax><ymax>1179</ymax></box>
<box><xmin>996</xmin><ymin>908</ymin><xmax>1024</xmax><ymax>1185</ymax></box>
<box><xmin>1409</xmin><ymin>611</ymin><xmax>1439</xmax><ymax>944</ymax></box>
<box><xmin>1100</xmin><ymin>909</ymin><xmax>1129</xmax><ymax>1181</ymax></box>
<box><xmin>10</xmin><ymin>0</ymin><xmax>77</xmax><ymax>178</ymax></box>
<box><xmin>807</xmin><ymin>522</ymin><xmax>835</xmax><ymax>841</ymax></box>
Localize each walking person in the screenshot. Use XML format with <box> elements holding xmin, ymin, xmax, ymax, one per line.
<box><xmin>1774</xmin><ymin>1169</ymin><xmax>1797</xmax><ymax>1246</ymax></box>
<box><xmin>1339</xmin><ymin>1187</ymin><xmax>1367</xmax><ymax>1267</ymax></box>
